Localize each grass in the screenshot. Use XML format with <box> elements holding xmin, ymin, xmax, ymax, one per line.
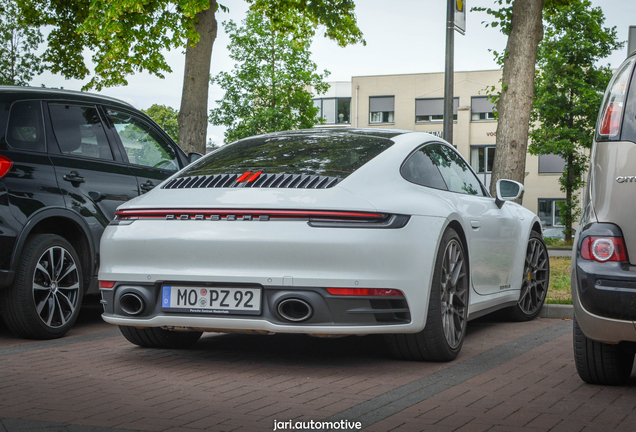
<box><xmin>544</xmin><ymin>237</ymin><xmax>574</xmax><ymax>248</ymax></box>
<box><xmin>546</xmin><ymin>256</ymin><xmax>572</xmax><ymax>305</ymax></box>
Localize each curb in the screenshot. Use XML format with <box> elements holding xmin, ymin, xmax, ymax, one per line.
<box><xmin>538</xmin><ymin>304</ymin><xmax>573</xmax><ymax>319</ymax></box>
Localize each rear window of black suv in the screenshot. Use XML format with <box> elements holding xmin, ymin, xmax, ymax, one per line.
<box><xmin>178</xmin><ymin>130</ymin><xmax>400</xmax><ymax>179</ymax></box>
<box><xmin>6</xmin><ymin>100</ymin><xmax>45</xmax><ymax>152</ymax></box>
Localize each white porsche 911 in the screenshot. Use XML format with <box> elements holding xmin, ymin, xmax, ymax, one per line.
<box><xmin>98</xmin><ymin>128</ymin><xmax>549</xmax><ymax>361</ymax></box>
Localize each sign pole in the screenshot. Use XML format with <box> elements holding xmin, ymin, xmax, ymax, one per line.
<box><xmin>443</xmin><ymin>0</ymin><xmax>455</xmax><ymax>144</ymax></box>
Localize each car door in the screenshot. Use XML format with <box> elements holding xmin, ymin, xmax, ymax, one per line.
<box><xmin>422</xmin><ymin>143</ymin><xmax>521</xmax><ymax>295</ymax></box>
<box><xmin>46</xmin><ymin>102</ymin><xmax>139</xmax><ymax>232</ymax></box>
<box><xmin>2</xmin><ymin>100</ymin><xmax>65</xmax><ymax>225</ymax></box>
<box><xmin>102</xmin><ymin>107</ymin><xmax>182</xmax><ymax>194</ymax></box>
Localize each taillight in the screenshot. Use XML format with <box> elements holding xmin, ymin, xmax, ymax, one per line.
<box><xmin>597</xmin><ymin>56</ymin><xmax>635</xmax><ymax>139</ymax></box>
<box><xmin>581</xmin><ymin>237</ymin><xmax>628</xmax><ymax>262</ymax></box>
<box><xmin>0</xmin><ymin>155</ymin><xmax>13</xmax><ymax>179</ymax></box>
<box><xmin>113</xmin><ymin>209</ymin><xmax>410</xmax><ymax>229</ymax></box>
<box><xmin>599</xmin><ymin>103</ymin><xmax>623</xmax><ymax>136</ymax></box>
<box><xmin>99</xmin><ymin>281</ymin><xmax>116</xmax><ymax>288</ymax></box>
<box><xmin>327</xmin><ymin>288</ymin><xmax>404</xmax><ymax>296</ymax></box>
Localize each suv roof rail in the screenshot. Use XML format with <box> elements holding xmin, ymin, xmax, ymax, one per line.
<box><xmin>0</xmin><ymin>86</ymin><xmax>134</xmax><ymax>108</ymax></box>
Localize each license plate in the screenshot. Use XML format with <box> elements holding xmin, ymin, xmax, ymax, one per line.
<box><xmin>161</xmin><ymin>286</ymin><xmax>261</xmax><ymax>315</ymax></box>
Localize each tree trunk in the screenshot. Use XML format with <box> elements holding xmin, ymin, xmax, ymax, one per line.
<box><xmin>178</xmin><ymin>1</ymin><xmax>217</xmax><ymax>155</ymax></box>
<box><xmin>489</xmin><ymin>0</ymin><xmax>544</xmax><ymax>197</ymax></box>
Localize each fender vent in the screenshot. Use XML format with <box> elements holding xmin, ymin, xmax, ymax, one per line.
<box><xmin>162</xmin><ymin>173</ymin><xmax>343</xmax><ymax>190</ymax></box>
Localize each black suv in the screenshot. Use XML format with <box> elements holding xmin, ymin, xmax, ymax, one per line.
<box><xmin>0</xmin><ymin>87</ymin><xmax>195</xmax><ymax>339</ymax></box>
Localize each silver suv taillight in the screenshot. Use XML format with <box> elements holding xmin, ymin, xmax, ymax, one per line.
<box><xmin>598</xmin><ymin>56</ymin><xmax>636</xmax><ymax>138</ymax></box>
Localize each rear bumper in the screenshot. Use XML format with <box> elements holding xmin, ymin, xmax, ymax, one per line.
<box><xmin>101</xmin><ymin>284</ymin><xmax>412</xmax><ymax>335</ymax></box>
<box><xmin>99</xmin><ymin>215</ymin><xmax>445</xmax><ymax>334</ymax></box>
<box><xmin>572</xmin><ymin>222</ymin><xmax>636</xmax><ymax>343</ymax></box>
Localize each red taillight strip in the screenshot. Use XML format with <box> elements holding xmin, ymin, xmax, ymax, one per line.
<box><xmin>236</xmin><ymin>171</ymin><xmax>252</xmax><ymax>182</ymax></box>
<box><xmin>327</xmin><ymin>288</ymin><xmax>404</xmax><ymax>296</ymax></box>
<box><xmin>116</xmin><ymin>209</ymin><xmax>386</xmax><ymax>219</ymax></box>
<box><xmin>0</xmin><ymin>155</ymin><xmax>13</xmax><ymax>179</ymax></box>
<box><xmin>246</xmin><ymin>171</ymin><xmax>263</xmax><ymax>182</ymax></box>
<box><xmin>99</xmin><ymin>281</ymin><xmax>116</xmax><ymax>288</ymax></box>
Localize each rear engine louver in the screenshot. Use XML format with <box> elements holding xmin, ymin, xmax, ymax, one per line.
<box><xmin>162</xmin><ymin>173</ymin><xmax>343</xmax><ymax>190</ymax></box>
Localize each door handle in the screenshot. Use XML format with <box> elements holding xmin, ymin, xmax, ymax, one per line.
<box><xmin>470</xmin><ymin>220</ymin><xmax>481</xmax><ymax>229</ymax></box>
<box><xmin>140</xmin><ymin>180</ymin><xmax>155</xmax><ymax>192</ymax></box>
<box><xmin>63</xmin><ymin>171</ymin><xmax>85</xmax><ymax>184</ymax></box>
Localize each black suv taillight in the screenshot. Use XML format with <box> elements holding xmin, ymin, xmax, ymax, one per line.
<box><xmin>0</xmin><ymin>155</ymin><xmax>13</xmax><ymax>179</ymax></box>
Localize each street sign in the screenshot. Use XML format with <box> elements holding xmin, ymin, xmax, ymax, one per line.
<box><xmin>455</xmin><ymin>0</ymin><xmax>466</xmax><ymax>35</ymax></box>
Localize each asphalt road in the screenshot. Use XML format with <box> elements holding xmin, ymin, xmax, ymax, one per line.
<box><xmin>0</xmin><ymin>300</ymin><xmax>634</xmax><ymax>432</ymax></box>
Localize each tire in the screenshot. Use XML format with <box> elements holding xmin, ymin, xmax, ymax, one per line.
<box><xmin>573</xmin><ymin>314</ymin><xmax>634</xmax><ymax>385</ymax></box>
<box><xmin>386</xmin><ymin>228</ymin><xmax>469</xmax><ymax>362</ymax></box>
<box><xmin>504</xmin><ymin>230</ymin><xmax>549</xmax><ymax>321</ymax></box>
<box><xmin>0</xmin><ymin>234</ymin><xmax>83</xmax><ymax>339</ymax></box>
<box><xmin>119</xmin><ymin>326</ymin><xmax>202</xmax><ymax>349</ymax></box>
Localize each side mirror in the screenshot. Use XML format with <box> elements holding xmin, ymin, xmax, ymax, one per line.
<box><xmin>188</xmin><ymin>152</ymin><xmax>203</xmax><ymax>164</ymax></box>
<box><xmin>495</xmin><ymin>179</ymin><xmax>524</xmax><ymax>208</ymax></box>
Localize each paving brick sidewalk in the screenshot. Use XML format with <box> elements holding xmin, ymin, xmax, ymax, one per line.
<box><xmin>0</xmin><ymin>307</ymin><xmax>633</xmax><ymax>432</ymax></box>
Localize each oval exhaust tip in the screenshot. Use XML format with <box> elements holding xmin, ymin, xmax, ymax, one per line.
<box><xmin>277</xmin><ymin>298</ymin><xmax>313</xmax><ymax>322</ymax></box>
<box><xmin>120</xmin><ymin>293</ymin><xmax>145</xmax><ymax>316</ymax></box>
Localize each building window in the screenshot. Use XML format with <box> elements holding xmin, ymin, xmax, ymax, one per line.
<box><xmin>415</xmin><ymin>98</ymin><xmax>458</xmax><ymax>123</ymax></box>
<box><xmin>313</xmin><ymin>98</ymin><xmax>351</xmax><ymax>124</ymax></box>
<box><xmin>470</xmin><ymin>146</ymin><xmax>495</xmax><ymax>173</ymax></box>
<box><xmin>538</xmin><ymin>198</ymin><xmax>565</xmax><ymax>227</ymax></box>
<box><xmin>369</xmin><ymin>96</ymin><xmax>394</xmax><ymax>123</ymax></box>
<box><xmin>538</xmin><ymin>154</ymin><xmax>566</xmax><ymax>174</ymax></box>
<box><xmin>337</xmin><ymin>99</ymin><xmax>351</xmax><ymax>124</ymax></box>
<box><xmin>471</xmin><ymin>96</ymin><xmax>496</xmax><ymax>121</ymax></box>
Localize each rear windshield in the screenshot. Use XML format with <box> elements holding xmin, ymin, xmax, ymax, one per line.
<box><xmin>177</xmin><ymin>130</ymin><xmax>396</xmax><ymax>179</ymax></box>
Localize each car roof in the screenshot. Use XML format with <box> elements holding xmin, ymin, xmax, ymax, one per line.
<box><xmin>0</xmin><ymin>86</ymin><xmax>134</xmax><ymax>108</ymax></box>
<box><xmin>243</xmin><ymin>127</ymin><xmax>416</xmax><ymax>141</ymax></box>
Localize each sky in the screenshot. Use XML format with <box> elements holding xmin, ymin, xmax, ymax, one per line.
<box><xmin>35</xmin><ymin>0</ymin><xmax>636</xmax><ymax>145</ymax></box>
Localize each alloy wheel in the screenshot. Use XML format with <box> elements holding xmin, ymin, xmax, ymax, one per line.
<box><xmin>519</xmin><ymin>238</ymin><xmax>549</xmax><ymax>315</ymax></box>
<box><xmin>440</xmin><ymin>239</ymin><xmax>468</xmax><ymax>349</ymax></box>
<box><xmin>32</xmin><ymin>246</ymin><xmax>80</xmax><ymax>328</ymax></box>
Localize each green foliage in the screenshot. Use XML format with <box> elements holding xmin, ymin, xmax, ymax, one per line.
<box><xmin>20</xmin><ymin>0</ymin><xmax>363</xmax><ymax>91</ymax></box>
<box><xmin>529</xmin><ymin>0</ymin><xmax>622</xmax><ymax>241</ymax></box>
<box><xmin>0</xmin><ymin>0</ymin><xmax>44</xmax><ymax>85</ymax></box>
<box><xmin>143</xmin><ymin>104</ymin><xmax>180</xmax><ymax>144</ymax></box>
<box><xmin>471</xmin><ymin>0</ymin><xmax>573</xmax><ymax>117</ymax></box>
<box><xmin>472</xmin><ymin>0</ymin><xmax>513</xmax><ymax>68</ymax></box>
<box><xmin>248</xmin><ymin>0</ymin><xmax>364</xmax><ymax>47</ymax></box>
<box><xmin>19</xmin><ymin>0</ymin><xmax>217</xmax><ymax>90</ymax></box>
<box><xmin>209</xmin><ymin>9</ymin><xmax>330</xmax><ymax>143</ymax></box>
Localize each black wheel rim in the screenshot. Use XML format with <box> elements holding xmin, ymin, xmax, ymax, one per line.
<box><xmin>32</xmin><ymin>246</ymin><xmax>80</xmax><ymax>328</ymax></box>
<box><xmin>519</xmin><ymin>238</ymin><xmax>549</xmax><ymax>315</ymax></box>
<box><xmin>440</xmin><ymin>239</ymin><xmax>468</xmax><ymax>349</ymax></box>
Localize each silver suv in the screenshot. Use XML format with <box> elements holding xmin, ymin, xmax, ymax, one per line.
<box><xmin>573</xmin><ymin>52</ymin><xmax>636</xmax><ymax>385</ymax></box>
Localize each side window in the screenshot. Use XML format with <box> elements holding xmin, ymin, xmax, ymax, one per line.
<box><xmin>7</xmin><ymin>101</ymin><xmax>45</xmax><ymax>152</ymax></box>
<box><xmin>48</xmin><ymin>104</ymin><xmax>113</xmax><ymax>160</ymax></box>
<box><xmin>107</xmin><ymin>109</ymin><xmax>179</xmax><ymax>172</ymax></box>
<box><xmin>426</xmin><ymin>143</ymin><xmax>484</xmax><ymax>196</ymax></box>
<box><xmin>401</xmin><ymin>146</ymin><xmax>448</xmax><ymax>190</ymax></box>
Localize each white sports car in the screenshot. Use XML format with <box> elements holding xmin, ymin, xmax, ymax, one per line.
<box><xmin>99</xmin><ymin>129</ymin><xmax>549</xmax><ymax>361</ymax></box>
